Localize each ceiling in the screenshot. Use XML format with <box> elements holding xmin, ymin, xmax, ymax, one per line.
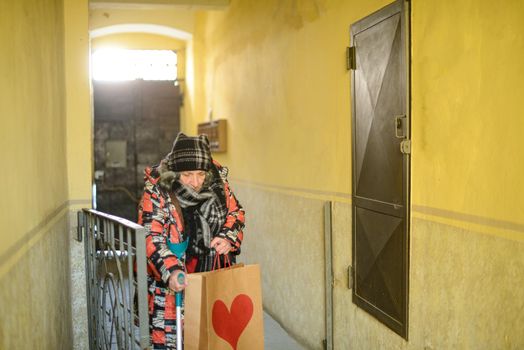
<box><xmin>90</xmin><ymin>0</ymin><xmax>230</xmax><ymax>9</ymax></box>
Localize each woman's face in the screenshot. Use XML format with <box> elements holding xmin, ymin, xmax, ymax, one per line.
<box><xmin>179</xmin><ymin>170</ymin><xmax>206</xmax><ymax>192</ymax></box>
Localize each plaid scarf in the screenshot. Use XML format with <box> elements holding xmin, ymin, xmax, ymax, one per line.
<box><xmin>172</xmin><ymin>165</ymin><xmax>228</xmax><ymax>268</ymax></box>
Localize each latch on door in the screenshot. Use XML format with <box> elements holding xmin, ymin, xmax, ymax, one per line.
<box><xmin>395</xmin><ymin>115</ymin><xmax>411</xmax><ymax>154</ymax></box>
<box><xmin>395</xmin><ymin>114</ymin><xmax>407</xmax><ymax>139</ymax></box>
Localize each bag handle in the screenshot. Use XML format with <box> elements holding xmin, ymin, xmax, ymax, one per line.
<box><xmin>212</xmin><ymin>252</ymin><xmax>231</xmax><ymax>270</ymax></box>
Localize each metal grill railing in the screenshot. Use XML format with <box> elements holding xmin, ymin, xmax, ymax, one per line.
<box><xmin>78</xmin><ymin>209</ymin><xmax>150</xmax><ymax>350</ymax></box>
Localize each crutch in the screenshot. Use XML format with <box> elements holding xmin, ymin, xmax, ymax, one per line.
<box><xmin>168</xmin><ymin>239</ymin><xmax>188</xmax><ymax>350</ymax></box>
<box><xmin>175</xmin><ymin>271</ymin><xmax>185</xmax><ymax>350</ymax></box>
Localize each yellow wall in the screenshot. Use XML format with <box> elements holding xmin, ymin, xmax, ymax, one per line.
<box><xmin>186</xmin><ymin>16</ymin><xmax>207</xmax><ymax>135</ymax></box>
<box><xmin>0</xmin><ymin>0</ymin><xmax>73</xmax><ymax>348</ymax></box>
<box><xmin>0</xmin><ymin>0</ymin><xmax>69</xmax><ymax>266</ymax></box>
<box><xmin>193</xmin><ymin>0</ymin><xmax>524</xmax><ymax>349</ymax></box>
<box><xmin>193</xmin><ymin>0</ymin><xmax>385</xmax><ymax>194</ymax></box>
<box><xmin>65</xmin><ymin>0</ymin><xmax>92</xmax><ymax>209</ymax></box>
<box><xmin>411</xmin><ymin>0</ymin><xmax>524</xmax><ymax>238</ymax></box>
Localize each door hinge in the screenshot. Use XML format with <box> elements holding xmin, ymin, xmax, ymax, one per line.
<box><xmin>76</xmin><ymin>211</ymin><xmax>84</xmax><ymax>242</ymax></box>
<box><xmin>400</xmin><ymin>140</ymin><xmax>411</xmax><ymax>154</ymax></box>
<box><xmin>348</xmin><ymin>265</ymin><xmax>354</xmax><ymax>289</ymax></box>
<box><xmin>346</xmin><ymin>46</ymin><xmax>356</xmax><ymax>70</ymax></box>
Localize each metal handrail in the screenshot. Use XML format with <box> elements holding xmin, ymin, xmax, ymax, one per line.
<box><xmin>78</xmin><ymin>209</ymin><xmax>150</xmax><ymax>350</ymax></box>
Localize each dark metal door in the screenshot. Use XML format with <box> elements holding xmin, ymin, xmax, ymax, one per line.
<box><xmin>93</xmin><ymin>80</ymin><xmax>181</xmax><ymax>221</ymax></box>
<box><xmin>350</xmin><ymin>0</ymin><xmax>410</xmax><ymax>338</ymax></box>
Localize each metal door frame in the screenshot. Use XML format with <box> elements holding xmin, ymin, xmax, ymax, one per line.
<box><xmin>350</xmin><ymin>0</ymin><xmax>411</xmax><ymax>339</ymax></box>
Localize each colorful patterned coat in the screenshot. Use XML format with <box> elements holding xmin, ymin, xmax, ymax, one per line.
<box><xmin>214</xmin><ymin>161</ymin><xmax>245</xmax><ymax>252</ymax></box>
<box><xmin>138</xmin><ymin>165</ymin><xmax>186</xmax><ymax>350</ymax></box>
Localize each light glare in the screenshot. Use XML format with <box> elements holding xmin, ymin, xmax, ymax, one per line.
<box><xmin>92</xmin><ymin>49</ymin><xmax>178</xmax><ymax>81</ymax></box>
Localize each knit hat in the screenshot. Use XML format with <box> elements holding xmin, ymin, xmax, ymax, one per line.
<box><xmin>167</xmin><ymin>132</ymin><xmax>212</xmax><ymax>172</ymax></box>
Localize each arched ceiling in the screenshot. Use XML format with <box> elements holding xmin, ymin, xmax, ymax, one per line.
<box><xmin>90</xmin><ymin>23</ymin><xmax>192</xmax><ymax>40</ymax></box>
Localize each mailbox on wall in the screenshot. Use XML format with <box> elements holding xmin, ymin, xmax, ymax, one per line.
<box><xmin>197</xmin><ymin>119</ymin><xmax>227</xmax><ymax>153</ymax></box>
<box><xmin>105</xmin><ymin>140</ymin><xmax>127</xmax><ymax>168</ymax></box>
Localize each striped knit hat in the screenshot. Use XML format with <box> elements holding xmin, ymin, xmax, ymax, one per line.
<box><xmin>167</xmin><ymin>132</ymin><xmax>212</xmax><ymax>172</ymax></box>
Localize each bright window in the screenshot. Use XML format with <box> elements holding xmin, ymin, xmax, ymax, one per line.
<box><xmin>92</xmin><ymin>49</ymin><xmax>177</xmax><ymax>81</ymax></box>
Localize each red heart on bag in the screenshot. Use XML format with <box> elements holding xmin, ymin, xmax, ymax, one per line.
<box><xmin>212</xmin><ymin>294</ymin><xmax>254</xmax><ymax>350</ymax></box>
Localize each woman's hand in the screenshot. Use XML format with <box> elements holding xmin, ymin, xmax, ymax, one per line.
<box><xmin>210</xmin><ymin>237</ymin><xmax>232</xmax><ymax>255</ymax></box>
<box><xmin>168</xmin><ymin>270</ymin><xmax>187</xmax><ymax>292</ymax></box>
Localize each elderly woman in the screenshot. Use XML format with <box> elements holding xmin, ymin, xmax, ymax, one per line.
<box><xmin>138</xmin><ymin>132</ymin><xmax>245</xmax><ymax>349</ymax></box>
<box><xmin>168</xmin><ymin>132</ymin><xmax>245</xmax><ymax>272</ymax></box>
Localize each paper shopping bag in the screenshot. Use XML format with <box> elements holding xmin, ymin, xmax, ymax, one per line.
<box><xmin>184</xmin><ymin>264</ymin><xmax>264</xmax><ymax>350</ymax></box>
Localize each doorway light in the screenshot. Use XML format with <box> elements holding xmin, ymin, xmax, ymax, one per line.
<box><xmin>92</xmin><ymin>49</ymin><xmax>177</xmax><ymax>81</ymax></box>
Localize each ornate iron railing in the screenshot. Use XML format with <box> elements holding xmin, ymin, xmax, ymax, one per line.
<box><xmin>78</xmin><ymin>209</ymin><xmax>150</xmax><ymax>350</ymax></box>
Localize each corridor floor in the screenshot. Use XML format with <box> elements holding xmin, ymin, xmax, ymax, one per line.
<box><xmin>264</xmin><ymin>311</ymin><xmax>305</xmax><ymax>350</ymax></box>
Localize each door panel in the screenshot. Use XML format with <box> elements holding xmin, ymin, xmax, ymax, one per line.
<box><xmin>355</xmin><ymin>207</ymin><xmax>404</xmax><ymax>323</ymax></box>
<box><xmin>93</xmin><ymin>80</ymin><xmax>181</xmax><ymax>221</ymax></box>
<box><xmin>351</xmin><ymin>0</ymin><xmax>410</xmax><ymax>339</ymax></box>
<box><xmin>355</xmin><ymin>13</ymin><xmax>404</xmax><ymax>205</ymax></box>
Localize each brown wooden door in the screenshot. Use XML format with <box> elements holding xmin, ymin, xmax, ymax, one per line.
<box><xmin>93</xmin><ymin>80</ymin><xmax>181</xmax><ymax>221</ymax></box>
